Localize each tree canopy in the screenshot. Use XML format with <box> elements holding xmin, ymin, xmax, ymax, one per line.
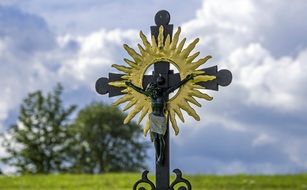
<box><xmin>1</xmin><ymin>84</ymin><xmax>76</xmax><ymax>174</ymax></box>
<box><xmin>68</xmin><ymin>102</ymin><xmax>148</xmax><ymax>173</ymax></box>
<box><xmin>1</xmin><ymin>84</ymin><xmax>148</xmax><ymax>174</ymax></box>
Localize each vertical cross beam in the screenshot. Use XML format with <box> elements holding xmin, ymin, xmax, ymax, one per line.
<box><xmin>151</xmin><ymin>10</ymin><xmax>173</xmax><ymax>190</ymax></box>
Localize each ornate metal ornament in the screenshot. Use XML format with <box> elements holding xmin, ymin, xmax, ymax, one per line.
<box><xmin>133</xmin><ymin>170</ymin><xmax>156</xmax><ymax>190</ymax></box>
<box><xmin>110</xmin><ymin>26</ymin><xmax>216</xmax><ymax>135</ymax></box>
<box><xmin>170</xmin><ymin>169</ymin><xmax>192</xmax><ymax>190</ymax></box>
<box><xmin>133</xmin><ymin>169</ymin><xmax>191</xmax><ymax>190</ymax></box>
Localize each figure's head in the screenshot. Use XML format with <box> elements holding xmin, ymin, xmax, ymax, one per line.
<box><xmin>156</xmin><ymin>74</ymin><xmax>165</xmax><ymax>85</ymax></box>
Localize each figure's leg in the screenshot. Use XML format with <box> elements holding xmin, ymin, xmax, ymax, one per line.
<box><xmin>157</xmin><ymin>134</ymin><xmax>165</xmax><ymax>165</ymax></box>
<box><xmin>152</xmin><ymin>132</ymin><xmax>160</xmax><ymax>162</ymax></box>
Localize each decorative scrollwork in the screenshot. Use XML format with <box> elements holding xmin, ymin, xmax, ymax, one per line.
<box><xmin>133</xmin><ymin>170</ymin><xmax>156</xmax><ymax>190</ymax></box>
<box><xmin>169</xmin><ymin>169</ymin><xmax>192</xmax><ymax>190</ymax></box>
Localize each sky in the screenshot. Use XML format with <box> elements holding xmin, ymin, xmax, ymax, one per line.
<box><xmin>0</xmin><ymin>0</ymin><xmax>307</xmax><ymax>174</ymax></box>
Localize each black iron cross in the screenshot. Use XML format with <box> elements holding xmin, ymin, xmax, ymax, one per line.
<box><xmin>95</xmin><ymin>10</ymin><xmax>232</xmax><ymax>190</ymax></box>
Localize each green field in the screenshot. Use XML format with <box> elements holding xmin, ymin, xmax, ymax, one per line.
<box><xmin>0</xmin><ymin>173</ymin><xmax>307</xmax><ymax>190</ymax></box>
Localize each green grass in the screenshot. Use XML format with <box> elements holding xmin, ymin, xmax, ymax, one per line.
<box><xmin>0</xmin><ymin>173</ymin><xmax>307</xmax><ymax>190</ymax></box>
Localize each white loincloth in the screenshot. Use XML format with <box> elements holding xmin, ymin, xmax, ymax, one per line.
<box><xmin>149</xmin><ymin>113</ymin><xmax>167</xmax><ymax>135</ymax></box>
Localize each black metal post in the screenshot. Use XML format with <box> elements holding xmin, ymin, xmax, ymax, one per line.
<box><xmin>151</xmin><ymin>10</ymin><xmax>173</xmax><ymax>189</ymax></box>
<box><xmin>153</xmin><ymin>63</ymin><xmax>170</xmax><ymax>189</ymax></box>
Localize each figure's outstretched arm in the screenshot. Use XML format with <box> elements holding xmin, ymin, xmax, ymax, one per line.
<box><xmin>165</xmin><ymin>74</ymin><xmax>194</xmax><ymax>94</ymax></box>
<box><xmin>125</xmin><ymin>81</ymin><xmax>149</xmax><ymax>96</ymax></box>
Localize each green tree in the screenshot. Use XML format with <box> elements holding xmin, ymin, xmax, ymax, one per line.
<box><xmin>1</xmin><ymin>84</ymin><xmax>76</xmax><ymax>174</ymax></box>
<box><xmin>68</xmin><ymin>102</ymin><xmax>148</xmax><ymax>173</ymax></box>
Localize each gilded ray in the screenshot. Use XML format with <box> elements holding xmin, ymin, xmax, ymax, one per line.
<box><xmin>158</xmin><ymin>26</ymin><xmax>164</xmax><ymax>48</ymax></box>
<box><xmin>123</xmin><ymin>44</ymin><xmax>142</xmax><ymax>62</ymax></box>
<box><xmin>193</xmin><ymin>75</ymin><xmax>216</xmax><ymax>83</ymax></box>
<box><xmin>113</xmin><ymin>95</ymin><xmax>133</xmax><ymax>106</ymax></box>
<box><xmin>123</xmin><ymin>99</ymin><xmax>137</xmax><ymax>111</ymax></box>
<box><xmin>173</xmin><ymin>106</ymin><xmax>185</xmax><ymax>122</ymax></box>
<box><xmin>112</xmin><ymin>64</ymin><xmax>131</xmax><ymax>73</ymax></box>
<box><xmin>170</xmin><ymin>27</ymin><xmax>181</xmax><ymax>50</ymax></box>
<box><xmin>169</xmin><ymin>110</ymin><xmax>179</xmax><ymax>135</ymax></box>
<box><xmin>180</xmin><ymin>38</ymin><xmax>199</xmax><ymax>58</ymax></box>
<box><xmin>176</xmin><ymin>38</ymin><xmax>186</xmax><ymax>54</ymax></box>
<box><xmin>110</xmin><ymin>25</ymin><xmax>217</xmax><ymax>135</ymax></box>
<box><xmin>151</xmin><ymin>35</ymin><xmax>158</xmax><ymax>50</ymax></box>
<box><xmin>185</xmin><ymin>96</ymin><xmax>201</xmax><ymax>107</ymax></box>
<box><xmin>144</xmin><ymin>118</ymin><xmax>150</xmax><ymax>136</ymax></box>
<box><xmin>124</xmin><ymin>105</ymin><xmax>143</xmax><ymax>124</ymax></box>
<box><xmin>193</xmin><ymin>84</ymin><xmax>206</xmax><ymax>90</ymax></box>
<box><xmin>140</xmin><ymin>31</ymin><xmax>151</xmax><ymax>49</ymax></box>
<box><xmin>137</xmin><ymin>106</ymin><xmax>150</xmax><ymax>125</ymax></box>
<box><xmin>178</xmin><ymin>101</ymin><xmax>200</xmax><ymax>121</ymax></box>
<box><xmin>186</xmin><ymin>52</ymin><xmax>200</xmax><ymax>63</ymax></box>
<box><xmin>189</xmin><ymin>90</ymin><xmax>213</xmax><ymax>100</ymax></box>
<box><xmin>189</xmin><ymin>55</ymin><xmax>212</xmax><ymax>70</ymax></box>
<box><xmin>137</xmin><ymin>44</ymin><xmax>147</xmax><ymax>56</ymax></box>
<box><xmin>165</xmin><ymin>35</ymin><xmax>171</xmax><ymax>48</ymax></box>
<box><xmin>124</xmin><ymin>58</ymin><xmax>138</xmax><ymax>68</ymax></box>
<box><xmin>108</xmin><ymin>81</ymin><xmax>126</xmax><ymax>88</ymax></box>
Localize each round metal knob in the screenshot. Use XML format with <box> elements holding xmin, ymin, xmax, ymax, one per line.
<box><xmin>155</xmin><ymin>10</ymin><xmax>170</xmax><ymax>25</ymax></box>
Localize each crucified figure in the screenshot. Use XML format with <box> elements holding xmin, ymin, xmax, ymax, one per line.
<box><xmin>125</xmin><ymin>73</ymin><xmax>196</xmax><ymax>165</ymax></box>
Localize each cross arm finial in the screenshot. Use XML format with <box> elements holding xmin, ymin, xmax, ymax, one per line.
<box><xmin>95</xmin><ymin>73</ymin><xmax>125</xmax><ymax>97</ymax></box>
<box><xmin>199</xmin><ymin>66</ymin><xmax>232</xmax><ymax>90</ymax></box>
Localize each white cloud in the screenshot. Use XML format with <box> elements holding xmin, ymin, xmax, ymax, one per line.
<box><xmin>228</xmin><ymin>43</ymin><xmax>307</xmax><ymax>110</ymax></box>
<box><xmin>177</xmin><ymin>0</ymin><xmax>307</xmax><ymax>111</ymax></box>
<box><xmin>168</xmin><ymin>0</ymin><xmax>307</xmax><ymax>174</ymax></box>
<box><xmin>252</xmin><ymin>133</ymin><xmax>276</xmax><ymax>147</ymax></box>
<box><xmin>57</xmin><ymin>29</ymin><xmax>138</xmax><ymax>86</ymax></box>
<box><xmin>0</xmin><ymin>0</ymin><xmax>202</xmax><ymax>34</ymax></box>
<box><xmin>0</xmin><ymin>6</ymin><xmax>139</xmax><ymax>130</ymax></box>
<box><xmin>0</xmin><ymin>6</ymin><xmax>57</xmax><ymax>128</ymax></box>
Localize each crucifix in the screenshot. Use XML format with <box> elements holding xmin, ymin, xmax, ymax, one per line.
<box><xmin>95</xmin><ymin>10</ymin><xmax>232</xmax><ymax>190</ymax></box>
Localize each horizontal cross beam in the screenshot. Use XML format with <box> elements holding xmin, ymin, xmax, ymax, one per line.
<box><xmin>95</xmin><ymin>65</ymin><xmax>232</xmax><ymax>97</ymax></box>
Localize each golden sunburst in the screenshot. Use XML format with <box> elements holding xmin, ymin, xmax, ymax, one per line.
<box><xmin>109</xmin><ymin>26</ymin><xmax>216</xmax><ymax>136</ymax></box>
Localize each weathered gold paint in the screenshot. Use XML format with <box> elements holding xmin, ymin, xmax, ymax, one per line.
<box><xmin>109</xmin><ymin>26</ymin><xmax>216</xmax><ymax>136</ymax></box>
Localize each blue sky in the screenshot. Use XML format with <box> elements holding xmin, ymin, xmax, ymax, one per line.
<box><xmin>0</xmin><ymin>0</ymin><xmax>307</xmax><ymax>174</ymax></box>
